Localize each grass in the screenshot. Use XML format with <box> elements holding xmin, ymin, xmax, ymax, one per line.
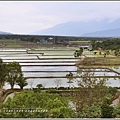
<box><xmin>69</xmin><ymin>40</ymin><xmax>91</xmax><ymax>43</ymax></box>
<box><xmin>83</xmin><ymin>50</ymin><xmax>116</xmax><ymax>57</ymax></box>
<box><xmin>27</xmin><ymin>47</ymin><xmax>79</xmax><ymax>56</ymax></box>
<box><xmin>79</xmin><ymin>57</ymin><xmax>120</xmax><ymax>66</ymax></box>
<box><xmin>30</xmin><ymin>50</ymin><xmax>75</xmax><ymax>56</ymax></box>
<box><xmin>5</xmin><ymin>45</ymin><xmax>23</xmax><ymax>48</ymax></box>
<box><xmin>0</xmin><ymin>39</ymin><xmax>38</xmax><ymax>48</ymax></box>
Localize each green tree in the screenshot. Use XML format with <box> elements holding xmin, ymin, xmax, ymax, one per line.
<box><xmin>16</xmin><ymin>75</ymin><xmax>28</xmax><ymax>89</ymax></box>
<box><xmin>0</xmin><ymin>59</ymin><xmax>7</xmax><ymax>88</ymax></box>
<box><xmin>0</xmin><ymin>90</ymin><xmax>76</xmax><ymax>118</ymax></box>
<box><xmin>99</xmin><ymin>51</ymin><xmax>101</xmax><ymax>55</ymax></box>
<box><xmin>114</xmin><ymin>49</ymin><xmax>120</xmax><ymax>57</ymax></box>
<box><xmin>108</xmin><ymin>87</ymin><xmax>117</xmax><ymax>96</ymax></box>
<box><xmin>78</xmin><ymin>104</ymin><xmax>101</xmax><ymax>118</ymax></box>
<box><xmin>6</xmin><ymin>62</ymin><xmax>22</xmax><ymax>89</ymax></box>
<box><xmin>112</xmin><ymin>104</ymin><xmax>120</xmax><ymax>118</ymax></box>
<box><xmin>36</xmin><ymin>84</ymin><xmax>43</xmax><ymax>89</ymax></box>
<box><xmin>104</xmin><ymin>53</ymin><xmax>106</xmax><ymax>57</ymax></box>
<box><xmin>74</xmin><ymin>47</ymin><xmax>83</xmax><ymax>57</ymax></box>
<box><xmin>72</xmin><ymin>72</ymin><xmax>109</xmax><ymax>117</ymax></box>
<box><xmin>47</xmin><ymin>97</ymin><xmax>76</xmax><ymax>118</ymax></box>
<box><xmin>106</xmin><ymin>50</ymin><xmax>110</xmax><ymax>55</ymax></box>
<box><xmin>90</xmin><ymin>40</ymin><xmax>96</xmax><ymax>50</ymax></box>
<box><xmin>101</xmin><ymin>97</ymin><xmax>114</xmax><ymax>118</ymax></box>
<box><xmin>79</xmin><ymin>47</ymin><xmax>83</xmax><ymax>54</ymax></box>
<box><xmin>91</xmin><ymin>38</ymin><xmax>120</xmax><ymax>51</ymax></box>
<box><xmin>94</xmin><ymin>51</ymin><xmax>97</xmax><ymax>55</ymax></box>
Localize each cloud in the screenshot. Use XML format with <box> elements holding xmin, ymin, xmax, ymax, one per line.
<box><xmin>0</xmin><ymin>1</ymin><xmax>120</xmax><ymax>34</ymax></box>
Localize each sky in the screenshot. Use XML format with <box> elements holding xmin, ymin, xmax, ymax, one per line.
<box><xmin>0</xmin><ymin>1</ymin><xmax>120</xmax><ymax>34</ymax></box>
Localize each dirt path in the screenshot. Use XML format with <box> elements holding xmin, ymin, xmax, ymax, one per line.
<box><xmin>111</xmin><ymin>96</ymin><xmax>120</xmax><ymax>107</ymax></box>
<box><xmin>74</xmin><ymin>54</ymin><xmax>87</xmax><ymax>66</ymax></box>
<box><xmin>3</xmin><ymin>93</ymin><xmax>14</xmax><ymax>103</ymax></box>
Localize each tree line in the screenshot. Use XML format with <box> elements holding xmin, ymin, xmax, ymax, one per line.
<box><xmin>91</xmin><ymin>38</ymin><xmax>120</xmax><ymax>56</ymax></box>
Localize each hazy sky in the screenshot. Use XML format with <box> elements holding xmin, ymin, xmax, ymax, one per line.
<box><xmin>1</xmin><ymin>1</ymin><xmax>120</xmax><ymax>34</ymax></box>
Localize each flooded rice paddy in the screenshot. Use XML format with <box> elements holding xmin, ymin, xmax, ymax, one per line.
<box><xmin>0</xmin><ymin>48</ymin><xmax>120</xmax><ymax>89</ymax></box>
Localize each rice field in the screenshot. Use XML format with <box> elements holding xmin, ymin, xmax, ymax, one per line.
<box><xmin>0</xmin><ymin>48</ymin><xmax>119</xmax><ymax>89</ymax></box>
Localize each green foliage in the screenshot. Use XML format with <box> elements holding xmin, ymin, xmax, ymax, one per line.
<box><xmin>78</xmin><ymin>104</ymin><xmax>102</xmax><ymax>118</ymax></box>
<box><xmin>94</xmin><ymin>51</ymin><xmax>97</xmax><ymax>55</ymax></box>
<box><xmin>108</xmin><ymin>87</ymin><xmax>117</xmax><ymax>96</ymax></box>
<box><xmin>0</xmin><ymin>90</ymin><xmax>76</xmax><ymax>118</ymax></box>
<box><xmin>91</xmin><ymin>38</ymin><xmax>120</xmax><ymax>57</ymax></box>
<box><xmin>112</xmin><ymin>104</ymin><xmax>120</xmax><ymax>118</ymax></box>
<box><xmin>99</xmin><ymin>51</ymin><xmax>101</xmax><ymax>55</ymax></box>
<box><xmin>74</xmin><ymin>47</ymin><xmax>83</xmax><ymax>57</ymax></box>
<box><xmin>36</xmin><ymin>84</ymin><xmax>43</xmax><ymax>89</ymax></box>
<box><xmin>72</xmin><ymin>72</ymin><xmax>110</xmax><ymax>117</ymax></box>
<box><xmin>91</xmin><ymin>38</ymin><xmax>120</xmax><ymax>51</ymax></box>
<box><xmin>101</xmin><ymin>97</ymin><xmax>114</xmax><ymax>118</ymax></box>
<box><xmin>46</xmin><ymin>97</ymin><xmax>76</xmax><ymax>118</ymax></box>
<box><xmin>104</xmin><ymin>53</ymin><xmax>106</xmax><ymax>57</ymax></box>
<box><xmin>0</xmin><ymin>59</ymin><xmax>27</xmax><ymax>89</ymax></box>
<box><xmin>76</xmin><ymin>72</ymin><xmax>108</xmax><ymax>89</ymax></box>
<box><xmin>16</xmin><ymin>76</ymin><xmax>28</xmax><ymax>89</ymax></box>
<box><xmin>0</xmin><ymin>59</ymin><xmax>7</xmax><ymax>88</ymax></box>
<box><xmin>6</xmin><ymin>62</ymin><xmax>27</xmax><ymax>89</ymax></box>
<box><xmin>106</xmin><ymin>50</ymin><xmax>110</xmax><ymax>55</ymax></box>
<box><xmin>6</xmin><ymin>62</ymin><xmax>21</xmax><ymax>89</ymax></box>
<box><xmin>114</xmin><ymin>49</ymin><xmax>120</xmax><ymax>56</ymax></box>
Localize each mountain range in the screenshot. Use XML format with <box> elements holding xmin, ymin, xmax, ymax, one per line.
<box><xmin>82</xmin><ymin>28</ymin><xmax>120</xmax><ymax>37</ymax></box>
<box><xmin>33</xmin><ymin>18</ymin><xmax>120</xmax><ymax>37</ymax></box>
<box><xmin>1</xmin><ymin>18</ymin><xmax>120</xmax><ymax>37</ymax></box>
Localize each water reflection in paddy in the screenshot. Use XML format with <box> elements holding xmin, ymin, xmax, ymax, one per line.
<box><xmin>0</xmin><ymin>49</ymin><xmax>119</xmax><ymax>89</ymax></box>
<box><xmin>22</xmin><ymin>66</ymin><xmax>77</xmax><ymax>71</ymax></box>
<box><xmin>25</xmin><ymin>78</ymin><xmax>120</xmax><ymax>88</ymax></box>
<box><xmin>1</xmin><ymin>56</ymin><xmax>37</xmax><ymax>59</ymax></box>
<box><xmin>23</xmin><ymin>71</ymin><xmax>118</xmax><ymax>77</ymax></box>
<box><xmin>3</xmin><ymin>59</ymin><xmax>78</xmax><ymax>63</ymax></box>
<box><xmin>23</xmin><ymin>72</ymin><xmax>76</xmax><ymax>77</ymax></box>
<box><xmin>3</xmin><ymin>77</ymin><xmax>120</xmax><ymax>89</ymax></box>
<box><xmin>20</xmin><ymin>63</ymin><xmax>75</xmax><ymax>66</ymax></box>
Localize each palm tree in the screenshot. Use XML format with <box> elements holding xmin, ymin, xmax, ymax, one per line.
<box><xmin>16</xmin><ymin>75</ymin><xmax>28</xmax><ymax>89</ymax></box>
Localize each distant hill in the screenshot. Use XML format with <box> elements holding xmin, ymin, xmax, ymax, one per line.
<box><xmin>0</xmin><ymin>31</ymin><xmax>12</xmax><ymax>35</ymax></box>
<box><xmin>33</xmin><ymin>18</ymin><xmax>120</xmax><ymax>37</ymax></box>
<box><xmin>82</xmin><ymin>28</ymin><xmax>120</xmax><ymax>37</ymax></box>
